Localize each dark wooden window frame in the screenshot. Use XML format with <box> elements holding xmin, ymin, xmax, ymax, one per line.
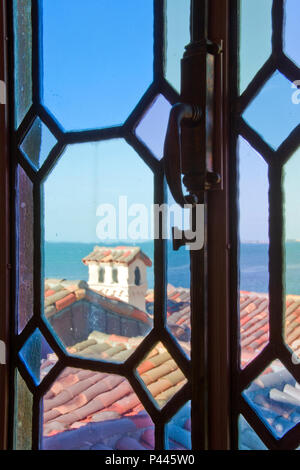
<box><xmin>0</xmin><ymin>0</ymin><xmax>231</xmax><ymax>450</ymax></box>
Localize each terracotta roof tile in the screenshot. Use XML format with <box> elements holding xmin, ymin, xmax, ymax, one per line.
<box><xmin>82</xmin><ymin>246</ymin><xmax>152</xmax><ymax>267</ymax></box>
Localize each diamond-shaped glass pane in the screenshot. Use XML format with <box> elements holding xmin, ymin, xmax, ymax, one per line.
<box><xmin>43</xmin><ymin>139</ymin><xmax>154</xmax><ymax>361</ymax></box>
<box><xmin>243</xmin><ymin>72</ymin><xmax>300</xmax><ymax>150</ymax></box>
<box><xmin>135</xmin><ymin>95</ymin><xmax>171</xmax><ymax>160</ymax></box>
<box><xmin>166</xmin><ymin>401</ymin><xmax>191</xmax><ymax>450</ymax></box>
<box><xmin>238</xmin><ymin>137</ymin><xmax>269</xmax><ymax>368</ymax></box>
<box><xmin>42</xmin><ymin>368</ymin><xmax>154</xmax><ymax>450</ymax></box>
<box><xmin>17</xmin><ymin>165</ymin><xmax>34</xmax><ymax>333</ymax></box>
<box><xmin>165</xmin><ymin>0</ymin><xmax>190</xmax><ymax>93</ymax></box>
<box><xmin>243</xmin><ymin>360</ymin><xmax>300</xmax><ymax>439</ymax></box>
<box><xmin>137</xmin><ymin>342</ymin><xmax>187</xmax><ymax>409</ymax></box>
<box><xmin>14</xmin><ymin>369</ymin><xmax>33</xmax><ymax>450</ymax></box>
<box><xmin>284</xmin><ymin>147</ymin><xmax>300</xmax><ymax>363</ymax></box>
<box><xmin>238</xmin><ymin>415</ymin><xmax>267</xmax><ymax>450</ymax></box>
<box><xmin>20</xmin><ymin>117</ymin><xmax>57</xmax><ymax>170</ymax></box>
<box><xmin>284</xmin><ymin>0</ymin><xmax>300</xmax><ymax>68</ymax></box>
<box><xmin>19</xmin><ymin>329</ymin><xmax>57</xmax><ymax>385</ymax></box>
<box><xmin>42</xmin><ymin>0</ymin><xmax>153</xmax><ymax>131</ymax></box>
<box><xmin>239</xmin><ymin>0</ymin><xmax>272</xmax><ymax>94</ymax></box>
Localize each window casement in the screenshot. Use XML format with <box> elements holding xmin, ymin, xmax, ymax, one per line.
<box><xmin>1</xmin><ymin>0</ymin><xmax>299</xmax><ymax>452</ymax></box>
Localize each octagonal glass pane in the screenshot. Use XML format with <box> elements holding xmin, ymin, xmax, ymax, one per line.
<box><xmin>243</xmin><ymin>360</ymin><xmax>300</xmax><ymax>439</ymax></box>
<box><xmin>284</xmin><ymin>147</ymin><xmax>300</xmax><ymax>363</ymax></box>
<box><xmin>243</xmin><ymin>71</ymin><xmax>300</xmax><ymax>150</ymax></box>
<box><xmin>284</xmin><ymin>0</ymin><xmax>300</xmax><ymax>68</ymax></box>
<box><xmin>42</xmin><ymin>368</ymin><xmax>154</xmax><ymax>450</ymax></box>
<box><xmin>239</xmin><ymin>0</ymin><xmax>272</xmax><ymax>94</ymax></box>
<box><xmin>137</xmin><ymin>342</ymin><xmax>187</xmax><ymax>409</ymax></box>
<box><xmin>43</xmin><ymin>139</ymin><xmax>154</xmax><ymax>361</ymax></box>
<box><xmin>238</xmin><ymin>137</ymin><xmax>269</xmax><ymax>368</ymax></box>
<box><xmin>42</xmin><ymin>0</ymin><xmax>153</xmax><ymax>130</ymax></box>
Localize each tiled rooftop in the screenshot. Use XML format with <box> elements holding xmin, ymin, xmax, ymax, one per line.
<box><xmin>42</xmin><ymin>338</ymin><xmax>189</xmax><ymax>450</ymax></box>
<box><xmin>82</xmin><ymin>246</ymin><xmax>152</xmax><ymax>267</ymax></box>
<box><xmin>44</xmin><ymin>279</ymin><xmax>152</xmax><ymax>326</ymax></box>
<box><xmin>40</xmin><ymin>282</ymin><xmax>300</xmax><ymax>449</ymax></box>
<box><xmin>240</xmin><ymin>291</ymin><xmax>300</xmax><ymax>366</ymax></box>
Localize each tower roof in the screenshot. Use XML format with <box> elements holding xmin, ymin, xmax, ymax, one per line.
<box><xmin>82</xmin><ymin>246</ymin><xmax>152</xmax><ymax>267</ymax></box>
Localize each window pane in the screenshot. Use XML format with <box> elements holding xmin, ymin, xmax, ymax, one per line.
<box><xmin>243</xmin><ymin>360</ymin><xmax>300</xmax><ymax>439</ymax></box>
<box><xmin>20</xmin><ymin>117</ymin><xmax>57</xmax><ymax>170</ymax></box>
<box><xmin>42</xmin><ymin>0</ymin><xmax>153</xmax><ymax>130</ymax></box>
<box><xmin>238</xmin><ymin>137</ymin><xmax>269</xmax><ymax>368</ymax></box>
<box><xmin>17</xmin><ymin>165</ymin><xmax>34</xmax><ymax>333</ymax></box>
<box><xmin>43</xmin><ymin>140</ymin><xmax>154</xmax><ymax>361</ymax></box>
<box><xmin>19</xmin><ymin>329</ymin><xmax>56</xmax><ymax>385</ymax></box>
<box><xmin>239</xmin><ymin>0</ymin><xmax>272</xmax><ymax>94</ymax></box>
<box><xmin>135</xmin><ymin>95</ymin><xmax>171</xmax><ymax>160</ymax></box>
<box><xmin>14</xmin><ymin>370</ymin><xmax>33</xmax><ymax>450</ymax></box>
<box><xmin>238</xmin><ymin>415</ymin><xmax>267</xmax><ymax>450</ymax></box>
<box><xmin>284</xmin><ymin>0</ymin><xmax>300</xmax><ymax>68</ymax></box>
<box><xmin>243</xmin><ymin>71</ymin><xmax>300</xmax><ymax>150</ymax></box>
<box><xmin>13</xmin><ymin>0</ymin><xmax>32</xmax><ymax>128</ymax></box>
<box><xmin>136</xmin><ymin>342</ymin><xmax>188</xmax><ymax>409</ymax></box>
<box><xmin>42</xmin><ymin>368</ymin><xmax>154</xmax><ymax>450</ymax></box>
<box><xmin>166</xmin><ymin>190</ymin><xmax>191</xmax><ymax>358</ymax></box>
<box><xmin>166</xmin><ymin>402</ymin><xmax>191</xmax><ymax>450</ymax></box>
<box><xmin>284</xmin><ymin>147</ymin><xmax>300</xmax><ymax>362</ymax></box>
<box><xmin>165</xmin><ymin>0</ymin><xmax>190</xmax><ymax>93</ymax></box>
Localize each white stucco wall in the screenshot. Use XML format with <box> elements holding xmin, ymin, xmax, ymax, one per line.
<box><xmin>87</xmin><ymin>258</ymin><xmax>148</xmax><ymax>312</ymax></box>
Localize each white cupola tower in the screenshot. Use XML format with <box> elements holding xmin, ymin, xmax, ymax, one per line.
<box><xmin>82</xmin><ymin>246</ymin><xmax>152</xmax><ymax>312</ymax></box>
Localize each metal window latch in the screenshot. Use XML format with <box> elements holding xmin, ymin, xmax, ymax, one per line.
<box><xmin>163</xmin><ymin>38</ymin><xmax>223</xmax><ymax>250</ymax></box>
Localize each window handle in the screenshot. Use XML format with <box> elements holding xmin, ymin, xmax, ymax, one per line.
<box><xmin>163</xmin><ymin>103</ymin><xmax>202</xmax><ymax>208</ymax></box>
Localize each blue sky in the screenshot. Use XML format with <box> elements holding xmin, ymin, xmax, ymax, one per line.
<box><xmin>41</xmin><ymin>0</ymin><xmax>299</xmax><ymax>243</ymax></box>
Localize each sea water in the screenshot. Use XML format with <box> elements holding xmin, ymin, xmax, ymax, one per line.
<box><xmin>44</xmin><ymin>241</ymin><xmax>300</xmax><ymax>295</ymax></box>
